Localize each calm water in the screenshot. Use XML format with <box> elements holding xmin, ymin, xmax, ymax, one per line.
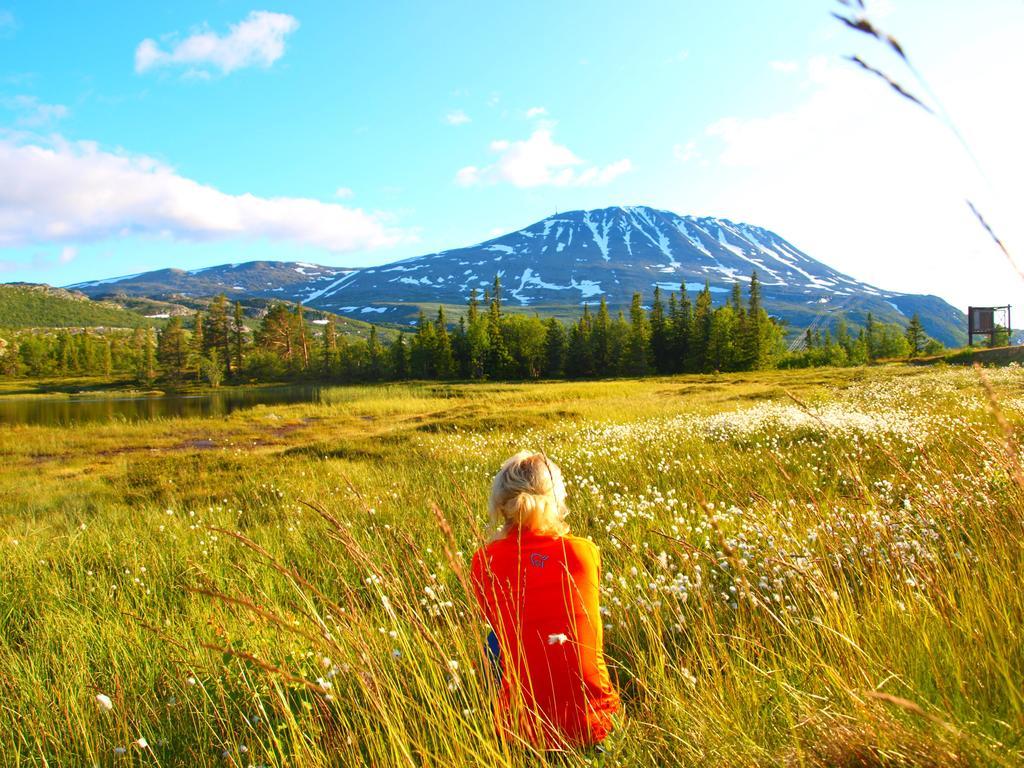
<box><xmin>0</xmin><ymin>385</ymin><xmax>326</xmax><ymax>427</ymax></box>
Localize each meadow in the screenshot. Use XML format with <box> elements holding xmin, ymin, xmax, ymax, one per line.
<box><xmin>1</xmin><ymin>365</ymin><xmax>1022</xmax><ymax>766</ymax></box>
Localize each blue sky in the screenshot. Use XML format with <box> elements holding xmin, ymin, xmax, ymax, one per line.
<box><xmin>1</xmin><ymin>1</ymin><xmax>1022</xmax><ymax>310</ymax></box>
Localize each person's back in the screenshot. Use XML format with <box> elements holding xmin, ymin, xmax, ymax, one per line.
<box><xmin>470</xmin><ymin>451</ymin><xmax>620</xmax><ymax>749</ymax></box>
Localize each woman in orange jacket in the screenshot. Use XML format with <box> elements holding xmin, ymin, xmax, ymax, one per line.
<box><xmin>470</xmin><ymin>451</ymin><xmax>620</xmax><ymax>750</ymax></box>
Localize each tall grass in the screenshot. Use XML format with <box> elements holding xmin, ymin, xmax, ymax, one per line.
<box><xmin>1</xmin><ymin>366</ymin><xmax>1022</xmax><ymax>766</ymax></box>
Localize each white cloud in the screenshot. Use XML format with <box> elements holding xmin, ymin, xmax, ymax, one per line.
<box><xmin>445</xmin><ymin>109</ymin><xmax>470</xmax><ymax>126</ymax></box>
<box><xmin>769</xmin><ymin>60</ymin><xmax>799</xmax><ymax>74</ymax></box>
<box><xmin>1</xmin><ymin>95</ymin><xmax>69</xmax><ymax>126</ymax></box>
<box><xmin>135</xmin><ymin>11</ymin><xmax>299</xmax><ymax>75</ymax></box>
<box><xmin>574</xmin><ymin>159</ymin><xmax>633</xmax><ymax>187</ymax></box>
<box><xmin>59</xmin><ymin>246</ymin><xmax>77</xmax><ymax>264</ymax></box>
<box><xmin>455</xmin><ymin>128</ymin><xmax>632</xmax><ymax>188</ymax></box>
<box><xmin>0</xmin><ymin>10</ymin><xmax>14</xmax><ymax>37</ymax></box>
<box><xmin>334</xmin><ymin>186</ymin><xmax>354</xmax><ymax>199</ymax></box>
<box><xmin>0</xmin><ymin>136</ymin><xmax>404</xmax><ymax>252</ymax></box>
<box><xmin>699</xmin><ymin>48</ymin><xmax>1024</xmax><ymax>310</ymax></box>
<box><xmin>525</xmin><ymin>106</ymin><xmax>547</xmax><ymax>119</ymax></box>
<box><xmin>672</xmin><ymin>140</ymin><xmax>699</xmax><ymax>163</ymax></box>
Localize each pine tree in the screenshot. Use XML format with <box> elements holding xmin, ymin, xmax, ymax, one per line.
<box><xmin>486</xmin><ymin>284</ymin><xmax>511</xmax><ymax>378</ymax></box>
<box><xmin>466</xmin><ymin>310</ymin><xmax>489</xmax><ymax>380</ymax></box>
<box><xmin>322</xmin><ymin>316</ymin><xmax>338</xmax><ymax>377</ymax></box>
<box><xmin>206</xmin><ymin>294</ymin><xmax>231</xmax><ymax>378</ymax></box>
<box><xmin>905</xmin><ymin>313</ymin><xmax>926</xmax><ymax>356</ymax></box>
<box><xmin>391</xmin><ymin>333</ymin><xmax>409</xmax><ymax>379</ymax></box>
<box><xmin>60</xmin><ymin>330</ymin><xmax>81</xmax><ymax>373</ymax></box>
<box><xmin>592</xmin><ymin>298</ymin><xmax>612</xmax><ymax>373</ymax></box>
<box><xmin>688</xmin><ymin>282</ymin><xmax>713</xmax><ymax>372</ymax></box>
<box><xmin>190</xmin><ymin>312</ymin><xmax>206</xmax><ymax>381</ymax></box>
<box><xmin>543</xmin><ymin>318</ymin><xmax>567</xmax><ymax>378</ymax></box>
<box><xmin>730</xmin><ymin>281</ymin><xmax>748</xmax><ymax>365</ymax></box>
<box><xmin>295</xmin><ymin>302</ymin><xmax>310</xmax><ymax>371</ymax></box>
<box><xmin>138</xmin><ymin>329</ymin><xmax>157</xmax><ymax>386</ymax></box>
<box><xmin>453</xmin><ymin>316</ymin><xmax>469</xmax><ymax>377</ymax></box>
<box><xmin>864</xmin><ymin>312</ymin><xmax>877</xmax><ymax>360</ymax></box>
<box><xmin>707</xmin><ymin>306</ymin><xmax>737</xmax><ymax>372</ymax></box>
<box><xmin>742</xmin><ymin>271</ymin><xmax>764</xmax><ymax>369</ymax></box>
<box><xmin>748</xmin><ymin>270</ymin><xmax>762</xmax><ymax>316</ymax></box>
<box><xmin>232</xmin><ymin>301</ymin><xmax>245</xmax><ymax>373</ymax></box>
<box><xmin>156</xmin><ymin>317</ymin><xmax>188</xmax><ymax>382</ymax></box>
<box><xmin>851</xmin><ymin>329</ymin><xmax>869</xmax><ymax>365</ymax></box>
<box><xmin>334</xmin><ymin>326</ymin><xmax>349</xmax><ymax>379</ymax></box>
<box><xmin>610</xmin><ymin>310</ymin><xmax>630</xmax><ymax>376</ymax></box>
<box><xmin>367</xmin><ymin>325</ymin><xmax>385</xmax><ymax>380</ymax></box>
<box><xmin>410</xmin><ymin>311</ymin><xmax>436</xmax><ymax>378</ymax></box>
<box><xmin>130</xmin><ymin>327</ymin><xmax>146</xmax><ymax>378</ymax></box>
<box><xmin>836</xmin><ymin>319</ymin><xmax>853</xmax><ymax>357</ymax></box>
<box><xmin>672</xmin><ymin>288</ymin><xmax>693</xmax><ymax>373</ymax></box>
<box><xmin>202</xmin><ymin>348</ymin><xmax>223</xmax><ymax>388</ymax></box>
<box><xmin>565</xmin><ymin>319</ymin><xmax>592</xmax><ymax>378</ymax></box>
<box><xmin>433</xmin><ymin>306</ymin><xmax>455</xmax><ymax>378</ymax></box>
<box><xmin>257</xmin><ymin>303</ymin><xmax>295</xmax><ymax>362</ymax></box>
<box><xmin>627</xmin><ymin>292</ymin><xmax>650</xmax><ymax>375</ymax></box>
<box><xmin>0</xmin><ymin>337</ymin><xmax>20</xmax><ymax>377</ymax></box>
<box><xmin>666</xmin><ymin>294</ymin><xmax>679</xmax><ymax>372</ymax></box>
<box><xmin>79</xmin><ymin>333</ymin><xmax>96</xmax><ymax>373</ymax></box>
<box><xmin>649</xmin><ymin>287</ymin><xmax>669</xmax><ymax>374</ymax></box>
<box><xmin>729</xmin><ymin>282</ymin><xmax>742</xmax><ymax>314</ymax></box>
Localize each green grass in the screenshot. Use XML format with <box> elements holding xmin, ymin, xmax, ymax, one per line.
<box><xmin>1</xmin><ymin>366</ymin><xmax>1022</xmax><ymax>766</ymax></box>
<box><xmin>924</xmin><ymin>345</ymin><xmax>1024</xmax><ymax>366</ymax></box>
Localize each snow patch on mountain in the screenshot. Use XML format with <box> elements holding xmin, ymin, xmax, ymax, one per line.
<box><xmin>301</xmin><ymin>270</ymin><xmax>359</xmax><ymax>303</ymax></box>
<box><xmin>583</xmin><ymin>210</ymin><xmax>612</xmax><ymax>261</ymax></box>
<box><xmin>68</xmin><ymin>273</ymin><xmax>144</xmax><ymax>288</ymax></box>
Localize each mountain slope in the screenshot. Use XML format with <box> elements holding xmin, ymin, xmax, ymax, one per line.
<box><xmin>68</xmin><ymin>261</ymin><xmax>357</xmax><ymax>305</ymax></box>
<box><xmin>0</xmin><ymin>284</ymin><xmax>156</xmax><ymax>329</ymax></box>
<box><xmin>66</xmin><ymin>206</ymin><xmax>967</xmax><ymax>346</ymax></box>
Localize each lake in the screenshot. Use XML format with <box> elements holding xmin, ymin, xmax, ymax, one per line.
<box><xmin>0</xmin><ymin>385</ymin><xmax>326</xmax><ymax>427</ymax></box>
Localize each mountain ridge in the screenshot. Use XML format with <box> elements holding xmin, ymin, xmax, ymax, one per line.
<box><xmin>64</xmin><ymin>205</ymin><xmax>967</xmax><ymax>346</ymax></box>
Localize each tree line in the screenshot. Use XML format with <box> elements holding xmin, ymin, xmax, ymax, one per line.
<box><xmin>0</xmin><ymin>271</ymin><xmax>947</xmax><ymax>385</ymax></box>
<box><xmin>0</xmin><ymin>327</ymin><xmax>147</xmax><ymax>380</ymax></box>
<box><xmin>155</xmin><ymin>270</ymin><xmax>938</xmax><ymax>383</ymax></box>
<box><xmin>245</xmin><ymin>271</ymin><xmax>787</xmax><ymax>383</ymax></box>
<box><xmin>781</xmin><ymin>311</ymin><xmax>944</xmax><ymax>368</ymax></box>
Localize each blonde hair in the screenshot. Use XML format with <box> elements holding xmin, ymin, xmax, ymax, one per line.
<box><xmin>488</xmin><ymin>451</ymin><xmax>570</xmax><ymax>541</ymax></box>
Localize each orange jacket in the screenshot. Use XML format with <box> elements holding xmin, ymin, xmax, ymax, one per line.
<box><xmin>470</xmin><ymin>527</ymin><xmax>620</xmax><ymax>747</ymax></box>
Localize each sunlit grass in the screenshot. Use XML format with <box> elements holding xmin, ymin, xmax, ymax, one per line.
<box><xmin>2</xmin><ymin>365</ymin><xmax>1023</xmax><ymax>766</ymax></box>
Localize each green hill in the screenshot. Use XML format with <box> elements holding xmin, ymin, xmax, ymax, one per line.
<box><xmin>0</xmin><ymin>284</ymin><xmax>156</xmax><ymax>329</ymax></box>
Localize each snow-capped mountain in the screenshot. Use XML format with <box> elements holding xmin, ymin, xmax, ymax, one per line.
<box><xmin>66</xmin><ymin>206</ymin><xmax>966</xmax><ymax>345</ymax></box>
<box><xmin>68</xmin><ymin>260</ymin><xmax>357</xmax><ymax>304</ymax></box>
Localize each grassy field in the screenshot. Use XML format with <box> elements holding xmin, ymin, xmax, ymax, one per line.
<box><xmin>2</xmin><ymin>366</ymin><xmax>1023</xmax><ymax>766</ymax></box>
